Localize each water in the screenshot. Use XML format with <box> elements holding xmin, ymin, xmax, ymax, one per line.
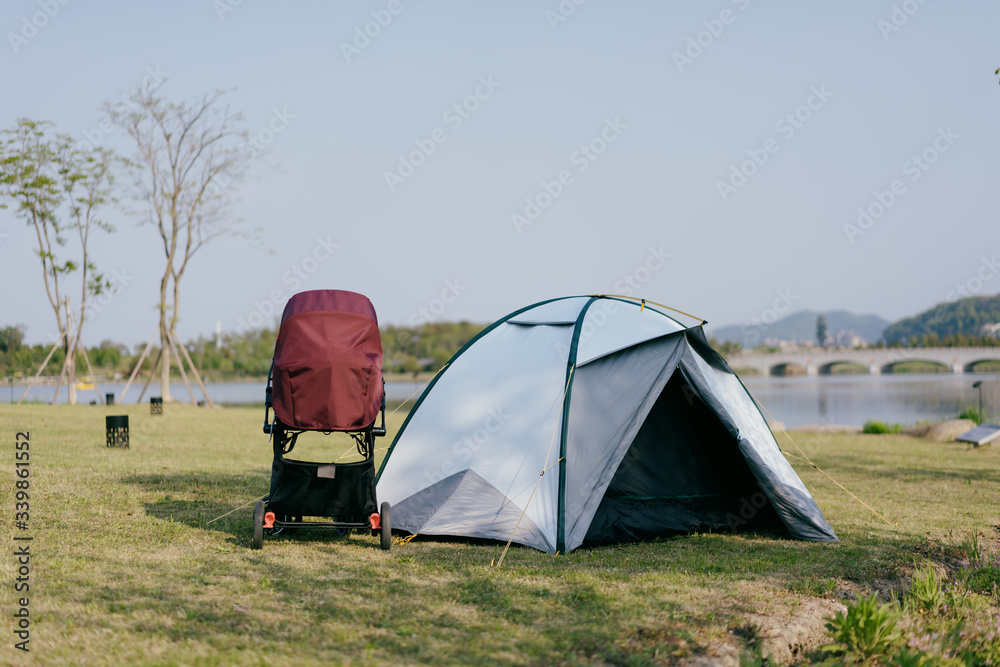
<box><xmin>742</xmin><ymin>373</ymin><xmax>1000</xmax><ymax>427</ymax></box>
<box><xmin>3</xmin><ymin>380</ymin><xmax>426</xmax><ymax>407</ymax></box>
<box><xmin>5</xmin><ymin>374</ymin><xmax>998</xmax><ymax>428</ymax></box>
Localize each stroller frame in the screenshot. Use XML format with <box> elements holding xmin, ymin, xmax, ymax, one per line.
<box><xmin>250</xmin><ymin>289</ymin><xmax>392</xmax><ymax>551</ymax></box>
<box><xmin>253</xmin><ymin>369</ymin><xmax>390</xmax><ymax>549</ymax></box>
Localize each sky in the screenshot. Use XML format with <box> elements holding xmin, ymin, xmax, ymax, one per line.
<box><xmin>2</xmin><ymin>0</ymin><xmax>999</xmax><ymax>349</ymax></box>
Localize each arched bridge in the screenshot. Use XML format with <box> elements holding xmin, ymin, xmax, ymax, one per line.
<box><xmin>731</xmin><ymin>347</ymin><xmax>1000</xmax><ymax>376</ymax></box>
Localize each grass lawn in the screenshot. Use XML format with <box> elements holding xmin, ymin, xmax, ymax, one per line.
<box><xmin>0</xmin><ymin>404</ymin><xmax>998</xmax><ymax>665</ymax></box>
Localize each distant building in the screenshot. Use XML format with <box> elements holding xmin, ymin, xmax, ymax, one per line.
<box><xmin>834</xmin><ymin>330</ymin><xmax>866</xmax><ymax>348</ymax></box>
<box><xmin>981</xmin><ymin>323</ymin><xmax>1000</xmax><ymax>338</ymax></box>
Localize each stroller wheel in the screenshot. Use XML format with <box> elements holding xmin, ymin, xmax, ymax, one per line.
<box><xmin>380</xmin><ymin>502</ymin><xmax>392</xmax><ymax>551</ymax></box>
<box><xmin>252</xmin><ymin>500</ymin><xmax>265</xmax><ymax>550</ymax></box>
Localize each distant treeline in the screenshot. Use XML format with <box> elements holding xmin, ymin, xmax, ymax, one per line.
<box><xmin>0</xmin><ymin>322</ymin><xmax>487</xmax><ymax>380</ymax></box>
<box><xmin>4</xmin><ymin>311</ymin><xmax>998</xmax><ymax>381</ymax></box>
<box><xmin>882</xmin><ymin>295</ymin><xmax>1000</xmax><ymax>345</ymax></box>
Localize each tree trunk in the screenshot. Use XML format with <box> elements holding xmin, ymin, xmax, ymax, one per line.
<box><xmin>65</xmin><ymin>299</ymin><xmax>77</xmax><ymax>405</ymax></box>
<box><xmin>159</xmin><ymin>271</ymin><xmax>173</xmax><ymax>401</ymax></box>
<box><xmin>66</xmin><ymin>346</ymin><xmax>77</xmax><ymax>405</ymax></box>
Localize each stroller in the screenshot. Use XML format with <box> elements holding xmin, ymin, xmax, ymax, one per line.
<box><xmin>253</xmin><ymin>290</ymin><xmax>391</xmax><ymax>550</ymax></box>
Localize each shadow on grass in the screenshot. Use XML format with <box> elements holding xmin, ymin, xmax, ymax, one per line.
<box><xmin>75</xmin><ymin>538</ymin><xmax>619</xmax><ymax>664</ymax></box>
<box><xmin>121</xmin><ymin>471</ymin><xmax>389</xmax><ymax>550</ymax></box>
<box><xmin>824</xmin><ymin>463</ymin><xmax>1000</xmax><ymax>485</ymax></box>
<box><xmin>121</xmin><ymin>471</ymin><xmax>267</xmax><ymax>539</ymax></box>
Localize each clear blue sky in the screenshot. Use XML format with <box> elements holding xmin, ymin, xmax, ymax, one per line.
<box><xmin>2</xmin><ymin>0</ymin><xmax>999</xmax><ymax>348</ymax></box>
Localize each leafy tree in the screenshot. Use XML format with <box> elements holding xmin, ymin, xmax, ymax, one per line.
<box><xmin>816</xmin><ymin>313</ymin><xmax>828</xmax><ymax>347</ymax></box>
<box><xmin>708</xmin><ymin>337</ymin><xmax>741</xmax><ymax>358</ymax></box>
<box><xmin>106</xmin><ymin>91</ymin><xmax>253</xmax><ymax>401</ymax></box>
<box><xmin>882</xmin><ymin>295</ymin><xmax>1000</xmax><ymax>345</ymax></box>
<box><xmin>0</xmin><ymin>119</ymin><xmax>117</xmax><ymax>403</ymax></box>
<box><xmin>0</xmin><ymin>325</ymin><xmax>25</xmax><ymax>354</ymax></box>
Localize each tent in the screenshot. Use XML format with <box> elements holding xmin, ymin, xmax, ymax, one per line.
<box><xmin>375</xmin><ymin>296</ymin><xmax>837</xmax><ymax>553</ymax></box>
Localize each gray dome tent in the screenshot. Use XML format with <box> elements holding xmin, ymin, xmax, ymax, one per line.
<box><xmin>376</xmin><ymin>296</ymin><xmax>837</xmax><ymax>553</ymax></box>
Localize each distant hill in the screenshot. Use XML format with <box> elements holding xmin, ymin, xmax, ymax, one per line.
<box><xmin>711</xmin><ymin>310</ymin><xmax>890</xmax><ymax>346</ymax></box>
<box><xmin>882</xmin><ymin>295</ymin><xmax>1000</xmax><ymax>344</ymax></box>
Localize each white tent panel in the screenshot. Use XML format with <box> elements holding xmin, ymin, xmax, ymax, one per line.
<box><xmin>576</xmin><ymin>300</ymin><xmax>685</xmax><ymax>366</ymax></box>
<box><xmin>507</xmin><ymin>297</ymin><xmax>588</xmax><ymax>325</ymax></box>
<box><xmin>377</xmin><ymin>321</ymin><xmax>574</xmax><ymax>551</ymax></box>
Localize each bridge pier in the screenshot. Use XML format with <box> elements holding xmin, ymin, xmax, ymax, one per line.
<box><xmin>805</xmin><ymin>362</ymin><xmax>818</xmax><ymax>377</ymax></box>
<box><xmin>869</xmin><ymin>361</ymin><xmax>879</xmax><ymax>375</ymax></box>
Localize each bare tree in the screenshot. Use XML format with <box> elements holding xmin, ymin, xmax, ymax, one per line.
<box><xmin>106</xmin><ymin>91</ymin><xmax>250</xmax><ymax>401</ymax></box>
<box><xmin>0</xmin><ymin>119</ymin><xmax>117</xmax><ymax>404</ymax></box>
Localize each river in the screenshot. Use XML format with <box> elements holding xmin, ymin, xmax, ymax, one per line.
<box><xmin>4</xmin><ymin>374</ymin><xmax>998</xmax><ymax>428</ymax></box>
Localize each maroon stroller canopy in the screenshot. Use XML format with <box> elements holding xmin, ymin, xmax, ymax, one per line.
<box><xmin>272</xmin><ymin>290</ymin><xmax>383</xmax><ymax>431</ymax></box>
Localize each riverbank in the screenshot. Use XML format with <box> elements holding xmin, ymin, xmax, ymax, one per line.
<box><xmin>0</xmin><ymin>404</ymin><xmax>997</xmax><ymax>664</ymax></box>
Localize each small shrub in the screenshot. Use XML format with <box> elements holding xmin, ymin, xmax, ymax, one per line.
<box><xmin>963</xmin><ymin>566</ymin><xmax>1000</xmax><ymax>595</ymax></box>
<box><xmin>824</xmin><ymin>593</ymin><xmax>903</xmax><ymax>662</ymax></box>
<box><xmin>863</xmin><ymin>420</ymin><xmax>904</xmax><ymax>434</ymax></box>
<box><xmin>957</xmin><ymin>405</ymin><xmax>985</xmax><ymax>425</ymax></box>
<box><xmin>890</xmin><ymin>647</ymin><xmax>936</xmax><ymax>666</ymax></box>
<box><xmin>959</xmin><ymin>532</ymin><xmax>983</xmax><ymax>565</ymax></box>
<box><xmin>907</xmin><ymin>564</ymin><xmax>944</xmax><ymax>615</ymax></box>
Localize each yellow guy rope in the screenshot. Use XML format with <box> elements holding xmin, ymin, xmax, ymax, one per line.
<box><xmin>206</xmin><ymin>495</ymin><xmax>267</xmax><ymax>525</ymax></box>
<box><xmin>591</xmin><ymin>294</ymin><xmax>705</xmax><ymax>325</ymax></box>
<box><xmin>751</xmin><ymin>393</ymin><xmax>895</xmax><ymax>527</ymax></box>
<box><xmin>493</xmin><ymin>365</ymin><xmax>575</xmax><ymax>569</ymax></box>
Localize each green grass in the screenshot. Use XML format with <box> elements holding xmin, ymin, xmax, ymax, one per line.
<box><xmin>862</xmin><ymin>419</ymin><xmax>904</xmax><ymax>434</ymax></box>
<box><xmin>885</xmin><ymin>360</ymin><xmax>951</xmax><ymax>374</ymax></box>
<box><xmin>958</xmin><ymin>405</ymin><xmax>989</xmax><ymax>425</ymax></box>
<box><xmin>1</xmin><ymin>405</ymin><xmax>999</xmax><ymax>665</ymax></box>
<box><xmin>823</xmin><ymin>362</ymin><xmax>868</xmax><ymax>375</ymax></box>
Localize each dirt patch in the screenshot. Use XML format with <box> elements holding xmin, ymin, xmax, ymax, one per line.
<box><xmin>902</xmin><ymin>419</ymin><xmax>975</xmax><ymax>442</ymax></box>
<box><xmin>744</xmin><ymin>597</ymin><xmax>846</xmax><ymax>665</ymax></box>
<box><xmin>678</xmin><ymin>643</ymin><xmax>740</xmax><ymax>667</ymax></box>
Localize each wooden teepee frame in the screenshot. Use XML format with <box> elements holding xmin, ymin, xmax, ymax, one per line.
<box><xmin>118</xmin><ymin>330</ymin><xmax>215</xmax><ymax>407</ymax></box>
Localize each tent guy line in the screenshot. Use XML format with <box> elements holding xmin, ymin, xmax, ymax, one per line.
<box><xmin>494</xmin><ymin>365</ymin><xmax>575</xmax><ymax>568</ymax></box>
<box><xmin>748</xmin><ymin>390</ymin><xmax>896</xmax><ymax>528</ymax></box>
